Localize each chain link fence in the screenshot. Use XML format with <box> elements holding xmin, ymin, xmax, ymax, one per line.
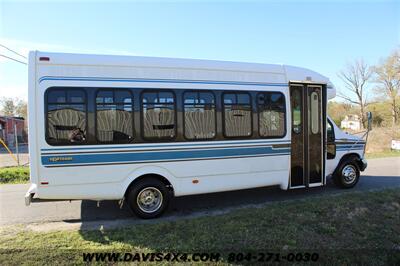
<box><xmin>0</xmin><ymin>142</ymin><xmax>29</xmax><ymax>168</ymax></box>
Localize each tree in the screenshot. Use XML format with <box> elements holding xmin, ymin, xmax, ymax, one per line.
<box><xmin>15</xmin><ymin>100</ymin><xmax>27</xmax><ymax>119</ymax></box>
<box><xmin>0</xmin><ymin>97</ymin><xmax>17</xmax><ymax>116</ymax></box>
<box><xmin>373</xmin><ymin>49</ymin><xmax>400</xmax><ymax>126</ymax></box>
<box><xmin>337</xmin><ymin>59</ymin><xmax>373</xmax><ymax>128</ymax></box>
<box><xmin>367</xmin><ymin>101</ymin><xmax>392</xmax><ymax>127</ymax></box>
<box><xmin>0</xmin><ymin>97</ymin><xmax>27</xmax><ymax>119</ymax></box>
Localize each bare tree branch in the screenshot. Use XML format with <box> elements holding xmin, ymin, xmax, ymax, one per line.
<box><xmin>337</xmin><ymin>93</ymin><xmax>362</xmax><ymax>105</ymax></box>
<box><xmin>373</xmin><ymin>48</ymin><xmax>400</xmax><ymax>126</ymax></box>
<box><xmin>337</xmin><ymin>59</ymin><xmax>372</xmax><ymax>128</ymax></box>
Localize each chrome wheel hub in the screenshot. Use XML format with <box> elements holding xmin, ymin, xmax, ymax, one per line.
<box><xmin>342</xmin><ymin>165</ymin><xmax>357</xmax><ymax>184</ymax></box>
<box><xmin>137</xmin><ymin>187</ymin><xmax>163</xmax><ymax>213</ymax></box>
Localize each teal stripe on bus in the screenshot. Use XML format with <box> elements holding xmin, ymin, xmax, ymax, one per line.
<box><xmin>39</xmin><ymin>76</ymin><xmax>288</xmax><ymax>87</ymax></box>
<box><xmin>41</xmin><ymin>146</ymin><xmax>290</xmax><ymax>166</ymax></box>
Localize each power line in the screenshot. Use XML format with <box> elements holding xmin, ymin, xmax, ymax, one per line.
<box><xmin>0</xmin><ymin>44</ymin><xmax>27</xmax><ymax>59</ymax></box>
<box><xmin>0</xmin><ymin>54</ymin><xmax>27</xmax><ymax>65</ymax></box>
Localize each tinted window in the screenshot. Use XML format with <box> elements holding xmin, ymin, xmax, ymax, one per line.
<box><xmin>68</xmin><ymin>90</ymin><xmax>85</xmax><ymax>103</ymax></box>
<box><xmin>291</xmin><ymin>89</ymin><xmax>302</xmax><ymax>133</ymax></box>
<box><xmin>258</xmin><ymin>92</ymin><xmax>286</xmax><ymax>137</ymax></box>
<box><xmin>223</xmin><ymin>93</ymin><xmax>252</xmax><ymax>138</ymax></box>
<box><xmin>142</xmin><ymin>91</ymin><xmax>176</xmax><ymax>140</ymax></box>
<box><xmin>96</xmin><ymin>89</ymin><xmax>134</xmax><ymax>143</ymax></box>
<box><xmin>310</xmin><ymin>92</ymin><xmax>320</xmax><ymax>134</ymax></box>
<box><xmin>47</xmin><ymin>90</ymin><xmax>66</xmax><ymax>103</ymax></box>
<box><xmin>327</xmin><ymin>119</ymin><xmax>336</xmax><ymax>159</ymax></box>
<box><xmin>46</xmin><ymin>88</ymin><xmax>87</xmax><ymax>145</ymax></box>
<box><xmin>184</xmin><ymin>91</ymin><xmax>216</xmax><ymax>140</ymax></box>
<box><xmin>327</xmin><ymin>119</ymin><xmax>335</xmax><ymax>142</ymax></box>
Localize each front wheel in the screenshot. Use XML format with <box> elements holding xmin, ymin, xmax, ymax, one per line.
<box><xmin>126</xmin><ymin>177</ymin><xmax>170</xmax><ymax>219</ymax></box>
<box><xmin>333</xmin><ymin>161</ymin><xmax>360</xmax><ymax>188</ymax></box>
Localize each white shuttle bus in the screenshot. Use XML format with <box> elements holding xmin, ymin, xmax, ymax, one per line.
<box><xmin>25</xmin><ymin>51</ymin><xmax>368</xmax><ymax>218</ymax></box>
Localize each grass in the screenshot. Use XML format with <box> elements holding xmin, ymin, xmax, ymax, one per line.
<box><xmin>365</xmin><ymin>126</ymin><xmax>400</xmax><ymax>153</ymax></box>
<box><xmin>0</xmin><ymin>166</ymin><xmax>29</xmax><ymax>184</ymax></box>
<box><xmin>365</xmin><ymin>150</ymin><xmax>400</xmax><ymax>159</ymax></box>
<box><xmin>0</xmin><ymin>188</ymin><xmax>399</xmax><ymax>265</ymax></box>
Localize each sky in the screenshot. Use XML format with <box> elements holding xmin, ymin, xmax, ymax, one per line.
<box><xmin>0</xmin><ymin>0</ymin><xmax>399</xmax><ymax>101</ymax></box>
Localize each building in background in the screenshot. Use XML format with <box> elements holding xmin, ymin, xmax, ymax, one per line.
<box><xmin>340</xmin><ymin>115</ymin><xmax>362</xmax><ymax>131</ymax></box>
<box><xmin>0</xmin><ymin>116</ymin><xmax>27</xmax><ymax>146</ymax></box>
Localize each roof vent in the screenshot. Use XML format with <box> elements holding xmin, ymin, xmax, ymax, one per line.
<box><xmin>306</xmin><ymin>76</ymin><xmax>312</xmax><ymax>81</ymax></box>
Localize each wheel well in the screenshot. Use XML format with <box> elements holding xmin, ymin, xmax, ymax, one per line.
<box><xmin>336</xmin><ymin>153</ymin><xmax>362</xmax><ymax>173</ymax></box>
<box><xmin>125</xmin><ymin>174</ymin><xmax>174</xmax><ymax>197</ymax></box>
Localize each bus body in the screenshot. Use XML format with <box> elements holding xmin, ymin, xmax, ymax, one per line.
<box><xmin>25</xmin><ymin>51</ymin><xmax>367</xmax><ymax>218</ymax></box>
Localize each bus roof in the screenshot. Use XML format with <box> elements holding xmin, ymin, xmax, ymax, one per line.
<box><xmin>31</xmin><ymin>51</ymin><xmax>336</xmax><ymax>96</ymax></box>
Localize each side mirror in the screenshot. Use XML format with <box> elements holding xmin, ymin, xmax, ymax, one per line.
<box><xmin>367</xmin><ymin>112</ymin><xmax>372</xmax><ymax>131</ymax></box>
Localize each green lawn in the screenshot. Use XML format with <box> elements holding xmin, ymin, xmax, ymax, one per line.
<box><xmin>1</xmin><ymin>189</ymin><xmax>399</xmax><ymax>265</ymax></box>
<box><xmin>0</xmin><ymin>166</ymin><xmax>29</xmax><ymax>184</ymax></box>
<box><xmin>365</xmin><ymin>150</ymin><xmax>400</xmax><ymax>159</ymax></box>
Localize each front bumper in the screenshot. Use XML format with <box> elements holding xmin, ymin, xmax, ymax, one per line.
<box><xmin>359</xmin><ymin>158</ymin><xmax>368</xmax><ymax>171</ymax></box>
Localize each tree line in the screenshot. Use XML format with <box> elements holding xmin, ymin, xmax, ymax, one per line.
<box><xmin>0</xmin><ymin>98</ymin><xmax>27</xmax><ymax>119</ymax></box>
<box><xmin>335</xmin><ymin>48</ymin><xmax>399</xmax><ymax>129</ymax></box>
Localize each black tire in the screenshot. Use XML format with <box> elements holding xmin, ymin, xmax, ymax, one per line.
<box><xmin>333</xmin><ymin>160</ymin><xmax>360</xmax><ymax>189</ymax></box>
<box><xmin>126</xmin><ymin>177</ymin><xmax>170</xmax><ymax>219</ymax></box>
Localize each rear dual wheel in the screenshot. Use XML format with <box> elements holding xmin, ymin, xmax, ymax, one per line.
<box><xmin>126</xmin><ymin>177</ymin><xmax>170</xmax><ymax>219</ymax></box>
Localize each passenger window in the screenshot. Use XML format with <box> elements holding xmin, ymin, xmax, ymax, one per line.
<box><xmin>327</xmin><ymin>120</ymin><xmax>335</xmax><ymax>142</ymax></box>
<box><xmin>310</xmin><ymin>92</ymin><xmax>320</xmax><ymax>134</ymax></box>
<box><xmin>327</xmin><ymin>119</ymin><xmax>336</xmax><ymax>159</ymax></box>
<box><xmin>96</xmin><ymin>89</ymin><xmax>134</xmax><ymax>143</ymax></box>
<box><xmin>46</xmin><ymin>88</ymin><xmax>87</xmax><ymax>145</ymax></box>
<box><xmin>258</xmin><ymin>92</ymin><xmax>286</xmax><ymax>137</ymax></box>
<box><xmin>142</xmin><ymin>91</ymin><xmax>176</xmax><ymax>140</ymax></box>
<box><xmin>184</xmin><ymin>91</ymin><xmax>216</xmax><ymax>140</ymax></box>
<box><xmin>223</xmin><ymin>93</ymin><xmax>252</xmax><ymax>138</ymax></box>
<box><xmin>291</xmin><ymin>89</ymin><xmax>302</xmax><ymax>134</ymax></box>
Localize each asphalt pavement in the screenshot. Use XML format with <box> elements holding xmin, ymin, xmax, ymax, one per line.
<box><xmin>0</xmin><ymin>157</ymin><xmax>399</xmax><ymax>229</ymax></box>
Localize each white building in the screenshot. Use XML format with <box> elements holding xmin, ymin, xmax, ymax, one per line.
<box><xmin>341</xmin><ymin>115</ymin><xmax>362</xmax><ymax>131</ymax></box>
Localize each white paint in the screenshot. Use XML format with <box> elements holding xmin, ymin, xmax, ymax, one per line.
<box><xmin>341</xmin><ymin>115</ymin><xmax>362</xmax><ymax>131</ymax></box>
<box><xmin>26</xmin><ymin>51</ymin><xmax>364</xmax><ymax>204</ymax></box>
